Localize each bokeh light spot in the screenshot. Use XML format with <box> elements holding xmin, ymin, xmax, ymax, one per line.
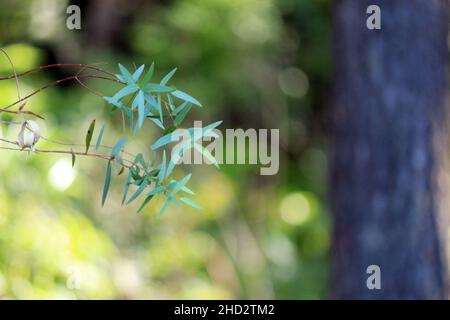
<box><xmin>280</xmin><ymin>192</ymin><xmax>311</xmax><ymax>225</ymax></box>
<box><xmin>278</xmin><ymin>67</ymin><xmax>309</xmax><ymax>98</ymax></box>
<box><xmin>48</xmin><ymin>159</ymin><xmax>75</xmax><ymax>191</ymax></box>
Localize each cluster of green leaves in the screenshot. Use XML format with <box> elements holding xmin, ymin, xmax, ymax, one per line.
<box><xmin>92</xmin><ymin>63</ymin><xmax>222</xmax><ymax>214</ymax></box>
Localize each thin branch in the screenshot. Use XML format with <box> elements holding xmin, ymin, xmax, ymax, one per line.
<box><xmin>40</xmin><ymin>136</ymin><xmax>137</xmax><ymax>159</ymax></box>
<box><xmin>0</xmin><ymin>144</ymin><xmax>138</xmax><ymax>169</ymax></box>
<box><xmin>0</xmin><ymin>74</ymin><xmax>122</xmax><ymax>112</ymax></box>
<box><xmin>0</xmin><ymin>48</ymin><xmax>20</xmax><ymax>100</ymax></box>
<box><xmin>0</xmin><ymin>63</ymin><xmax>117</xmax><ymax>80</ymax></box>
<box><xmin>0</xmin><ymin>120</ymin><xmax>22</xmax><ymax>125</ymax></box>
<box><xmin>0</xmin><ymin>109</ymin><xmax>45</xmax><ymax>119</ymax></box>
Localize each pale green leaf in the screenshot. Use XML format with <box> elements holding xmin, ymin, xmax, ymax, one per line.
<box><xmin>111</xmin><ymin>137</ymin><xmax>127</xmax><ymax>157</ymax></box>
<box><xmin>160</xmin><ymin>68</ymin><xmax>177</xmax><ymax>85</ymax></box>
<box><xmin>171</xmin><ymin>90</ymin><xmax>202</xmax><ymax>107</ymax></box>
<box><xmin>95</xmin><ymin>124</ymin><xmax>105</xmax><ymax>151</ymax></box>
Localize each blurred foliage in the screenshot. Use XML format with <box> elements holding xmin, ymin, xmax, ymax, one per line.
<box><xmin>0</xmin><ymin>0</ymin><xmax>331</xmax><ymax>299</ymax></box>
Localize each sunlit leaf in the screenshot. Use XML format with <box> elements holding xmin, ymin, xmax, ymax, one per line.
<box><xmin>171</xmin><ymin>90</ymin><xmax>202</xmax><ymax>107</ymax></box>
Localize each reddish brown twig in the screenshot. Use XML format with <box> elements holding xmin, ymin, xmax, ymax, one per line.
<box><xmin>0</xmin><ymin>74</ymin><xmax>122</xmax><ymax>113</ymax></box>
<box><xmin>0</xmin><ymin>63</ymin><xmax>117</xmax><ymax>80</ymax></box>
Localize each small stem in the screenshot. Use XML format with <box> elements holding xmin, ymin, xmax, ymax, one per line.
<box><xmin>162</xmin><ymin>99</ymin><xmax>175</xmax><ymax>124</ymax></box>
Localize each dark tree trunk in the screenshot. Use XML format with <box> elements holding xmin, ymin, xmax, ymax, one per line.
<box><xmin>330</xmin><ymin>0</ymin><xmax>449</xmax><ymax>299</ymax></box>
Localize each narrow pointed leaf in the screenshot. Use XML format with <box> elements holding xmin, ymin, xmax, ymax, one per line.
<box><xmin>141</xmin><ymin>62</ymin><xmax>154</xmax><ymax>87</ymax></box>
<box><xmin>102</xmin><ymin>161</ymin><xmax>112</xmax><ymax>206</ymax></box>
<box><xmin>137</xmin><ymin>194</ymin><xmax>154</xmax><ymax>213</ymax></box>
<box><xmin>180</xmin><ymin>196</ymin><xmax>202</xmax><ymax>209</ymax></box>
<box><xmin>194</xmin><ymin>143</ymin><xmax>219</xmax><ymax>168</ymax></box>
<box><xmin>71</xmin><ymin>150</ymin><xmax>76</xmax><ymax>168</ymax></box>
<box><xmin>160</xmin><ymin>68</ymin><xmax>177</xmax><ymax>85</ymax></box>
<box><xmin>136</xmin><ymin>91</ymin><xmax>145</xmax><ymax>131</ymax></box>
<box><xmin>132</xmin><ymin>64</ymin><xmax>145</xmax><ymax>82</ymax></box>
<box><xmin>126</xmin><ymin>179</ymin><xmax>149</xmax><ymax>205</ymax></box>
<box><xmin>171</xmin><ymin>90</ymin><xmax>202</xmax><ymax>107</ymax></box>
<box><xmin>144</xmin><ymin>83</ymin><xmax>175</xmax><ymax>93</ymax></box>
<box><xmin>118</xmin><ymin>64</ymin><xmax>134</xmax><ymax>84</ymax></box>
<box><xmin>95</xmin><ymin>124</ymin><xmax>105</xmax><ymax>151</ymax></box>
<box><xmin>85</xmin><ymin>119</ymin><xmax>96</xmax><ymax>153</ymax></box>
<box><xmin>157</xmin><ymin>151</ymin><xmax>166</xmax><ymax>184</ymax></box>
<box><xmin>122</xmin><ymin>171</ymin><xmax>132</xmax><ymax>205</ymax></box>
<box><xmin>111</xmin><ymin>137</ymin><xmax>127</xmax><ymax>157</ymax></box>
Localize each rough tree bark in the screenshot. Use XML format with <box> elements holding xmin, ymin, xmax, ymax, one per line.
<box><xmin>330</xmin><ymin>0</ymin><xmax>449</xmax><ymax>299</ymax></box>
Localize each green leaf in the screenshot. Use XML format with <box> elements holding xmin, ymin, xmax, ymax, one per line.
<box><xmin>157</xmin><ymin>151</ymin><xmax>167</xmax><ymax>184</ymax></box>
<box><xmin>144</xmin><ymin>93</ymin><xmax>159</xmax><ymax>110</ymax></box>
<box><xmin>163</xmin><ymin>125</ymin><xmax>177</xmax><ymax>136</ymax></box>
<box><xmin>132</xmin><ymin>64</ymin><xmax>145</xmax><ymax>82</ymax></box>
<box><xmin>167</xmin><ymin>94</ymin><xmax>175</xmax><ymax>113</ymax></box>
<box><xmin>103</xmin><ymin>96</ymin><xmax>125</xmax><ymax>110</ymax></box>
<box><xmin>122</xmin><ymin>171</ymin><xmax>132</xmax><ymax>205</ymax></box>
<box><xmin>136</xmin><ymin>91</ymin><xmax>146</xmax><ymax>131</ymax></box>
<box><xmin>140</xmin><ymin>62</ymin><xmax>154</xmax><ymax>87</ymax></box>
<box><xmin>118</xmin><ymin>165</ymin><xmax>125</xmax><ymax>175</ymax></box>
<box><xmin>137</xmin><ymin>194</ymin><xmax>154</xmax><ymax>213</ymax></box>
<box><xmin>126</xmin><ymin>179</ymin><xmax>149</xmax><ymax>205</ymax></box>
<box><xmin>118</xmin><ymin>64</ymin><xmax>134</xmax><ymax>84</ymax></box>
<box><xmin>202</xmin><ymin>120</ymin><xmax>223</xmax><ymax>137</ymax></box>
<box><xmin>171</xmin><ymin>90</ymin><xmax>202</xmax><ymax>107</ymax></box>
<box><xmin>172</xmin><ymin>173</ymin><xmax>192</xmax><ymax>193</ymax></box>
<box><xmin>111</xmin><ymin>137</ymin><xmax>127</xmax><ymax>157</ymax></box>
<box><xmin>134</xmin><ymin>153</ymin><xmax>147</xmax><ymax>169</ymax></box>
<box><xmin>174</xmin><ymin>101</ymin><xmax>190</xmax><ymax>115</ymax></box>
<box><xmin>147</xmin><ymin>186</ymin><xmax>165</xmax><ymax>197</ymax></box>
<box><xmin>85</xmin><ymin>119</ymin><xmax>96</xmax><ymax>153</ymax></box>
<box><xmin>112</xmin><ymin>84</ymin><xmax>139</xmax><ymax>101</ymax></box>
<box><xmin>144</xmin><ymin>83</ymin><xmax>175</xmax><ymax>93</ymax></box>
<box><xmin>174</xmin><ymin>103</ymin><xmax>192</xmax><ymax>126</ymax></box>
<box><xmin>151</xmin><ymin>130</ymin><xmax>185</xmax><ymax>150</ymax></box>
<box><xmin>180</xmin><ymin>196</ymin><xmax>202</xmax><ymax>209</ymax></box>
<box><xmin>147</xmin><ymin>111</ymin><xmax>165</xmax><ymax>130</ymax></box>
<box><xmin>157</xmin><ymin>95</ymin><xmax>164</xmax><ymax>124</ymax></box>
<box><xmin>160</xmin><ymin>68</ymin><xmax>177</xmax><ymax>85</ymax></box>
<box><xmin>71</xmin><ymin>150</ymin><xmax>76</xmax><ymax>168</ymax></box>
<box><xmin>102</xmin><ymin>161</ymin><xmax>112</xmax><ymax>206</ymax></box>
<box><xmin>159</xmin><ymin>196</ymin><xmax>176</xmax><ymax>215</ymax></box>
<box><xmin>95</xmin><ymin>124</ymin><xmax>105</xmax><ymax>151</ymax></box>
<box><xmin>194</xmin><ymin>143</ymin><xmax>219</xmax><ymax>168</ymax></box>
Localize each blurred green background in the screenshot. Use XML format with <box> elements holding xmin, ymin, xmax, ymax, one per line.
<box><xmin>0</xmin><ymin>0</ymin><xmax>331</xmax><ymax>299</ymax></box>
